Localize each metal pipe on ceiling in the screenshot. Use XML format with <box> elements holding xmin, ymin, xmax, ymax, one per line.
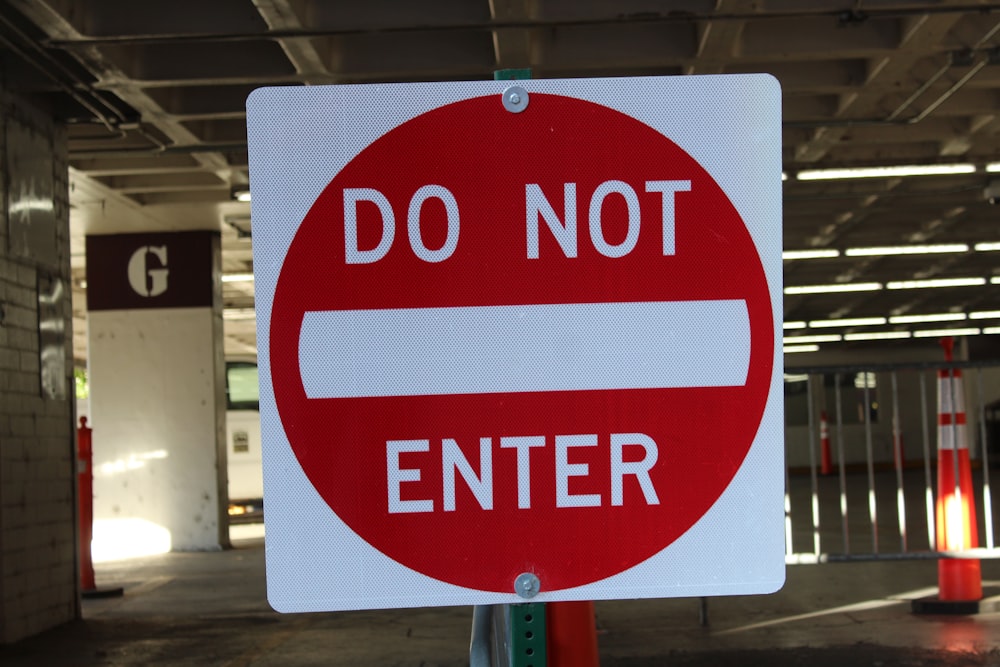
<box><xmin>790</xmin><ymin>18</ymin><xmax>1000</xmax><ymax>130</ymax></box>
<box><xmin>68</xmin><ymin>142</ymin><xmax>249</xmax><ymax>158</ymax></box>
<box><xmin>0</xmin><ymin>32</ymin><xmax>121</xmax><ymax>132</ymax></box>
<box><xmin>44</xmin><ymin>4</ymin><xmax>1000</xmax><ymax>158</ymax></box>
<box><xmin>784</xmin><ymin>52</ymin><xmax>992</xmax><ymax>130</ymax></box>
<box><xmin>42</xmin><ymin>3</ymin><xmax>1000</xmax><ymax>48</ymax></box>
<box><xmin>885</xmin><ymin>58</ymin><xmax>955</xmax><ymax>123</ymax></box>
<box><xmin>889</xmin><ymin>19</ymin><xmax>1000</xmax><ymax>122</ymax></box>
<box><xmin>904</xmin><ymin>57</ymin><xmax>989</xmax><ymax>125</ymax></box>
<box><xmin>0</xmin><ymin>12</ymin><xmax>131</xmax><ymax>129</ymax></box>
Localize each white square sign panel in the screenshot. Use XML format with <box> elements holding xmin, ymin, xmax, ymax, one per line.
<box><xmin>246</xmin><ymin>75</ymin><xmax>784</xmax><ymax>612</ymax></box>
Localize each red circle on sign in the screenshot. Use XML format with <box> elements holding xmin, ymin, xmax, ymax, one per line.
<box><xmin>270</xmin><ymin>93</ymin><xmax>773</xmax><ymax>593</ymax></box>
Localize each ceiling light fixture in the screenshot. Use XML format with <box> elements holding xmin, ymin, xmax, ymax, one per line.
<box><xmin>809</xmin><ymin>316</ymin><xmax>887</xmax><ymax>328</ymax></box>
<box><xmin>783</xmin><ymin>321</ymin><xmax>807</xmax><ymax>330</ymax></box>
<box><xmin>783</xmin><ymin>334</ymin><xmax>843</xmax><ymax>344</ymax></box>
<box><xmin>844</xmin><ymin>244</ymin><xmax>968</xmax><ymax>257</ymax></box>
<box><xmin>887</xmin><ymin>277</ymin><xmax>986</xmax><ymax>289</ymax></box>
<box><xmin>796</xmin><ymin>163</ymin><xmax>975</xmax><ymax>181</ymax></box>
<box><xmin>888</xmin><ymin>313</ymin><xmax>966</xmax><ymax>324</ymax></box>
<box><xmin>975</xmin><ymin>242</ymin><xmax>1000</xmax><ymax>251</ymax></box>
<box><xmin>222</xmin><ymin>307</ymin><xmax>256</xmax><ymax>320</ymax></box>
<box><xmin>782</xmin><ymin>249</ymin><xmax>840</xmax><ymax>260</ymax></box>
<box><xmin>232</xmin><ymin>188</ymin><xmax>252</xmax><ymax>203</ymax></box>
<box><xmin>984</xmin><ymin>327</ymin><xmax>1000</xmax><ymax>335</ymax></box>
<box><xmin>221</xmin><ymin>273</ymin><xmax>255</xmax><ymax>283</ymax></box>
<box><xmin>992</xmin><ymin>277</ymin><xmax>1000</xmax><ymax>285</ymax></box>
<box><xmin>784</xmin><ymin>282</ymin><xmax>882</xmax><ymax>295</ymax></box>
<box><xmin>970</xmin><ymin>310</ymin><xmax>1000</xmax><ymax>320</ymax></box>
<box><xmin>843</xmin><ymin>331</ymin><xmax>912</xmax><ymax>341</ymax></box>
<box><xmin>784</xmin><ymin>344</ymin><xmax>820</xmax><ymax>353</ymax></box>
<box><xmin>912</xmin><ymin>327</ymin><xmax>980</xmax><ymax>338</ymax></box>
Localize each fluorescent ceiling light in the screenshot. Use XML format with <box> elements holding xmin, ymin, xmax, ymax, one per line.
<box><xmin>221</xmin><ymin>273</ymin><xmax>255</xmax><ymax>283</ymax></box>
<box><xmin>844</xmin><ymin>244</ymin><xmax>968</xmax><ymax>257</ymax></box>
<box><xmin>984</xmin><ymin>327</ymin><xmax>1000</xmax><ymax>335</ymax></box>
<box><xmin>784</xmin><ymin>344</ymin><xmax>819</xmax><ymax>353</ymax></box>
<box><xmin>796</xmin><ymin>163</ymin><xmax>975</xmax><ymax>181</ymax></box>
<box><xmin>844</xmin><ymin>331</ymin><xmax>912</xmax><ymax>341</ymax></box>
<box><xmin>783</xmin><ymin>321</ymin><xmax>806</xmax><ymax>330</ymax></box>
<box><xmin>223</xmin><ymin>308</ymin><xmax>256</xmax><ymax>320</ymax></box>
<box><xmin>970</xmin><ymin>310</ymin><xmax>1000</xmax><ymax>320</ymax></box>
<box><xmin>975</xmin><ymin>242</ymin><xmax>1000</xmax><ymax>251</ymax></box>
<box><xmin>810</xmin><ymin>317</ymin><xmax>887</xmax><ymax>328</ymax></box>
<box><xmin>784</xmin><ymin>373</ymin><xmax>809</xmax><ymax>382</ymax></box>
<box><xmin>887</xmin><ymin>277</ymin><xmax>986</xmax><ymax>289</ymax></box>
<box><xmin>986</xmin><ymin>163</ymin><xmax>1000</xmax><ymax>173</ymax></box>
<box><xmin>992</xmin><ymin>277</ymin><xmax>1000</xmax><ymax>285</ymax></box>
<box><xmin>785</xmin><ymin>282</ymin><xmax>882</xmax><ymax>295</ymax></box>
<box><xmin>912</xmin><ymin>327</ymin><xmax>980</xmax><ymax>338</ymax></box>
<box><xmin>783</xmin><ymin>334</ymin><xmax>842</xmax><ymax>344</ymax></box>
<box><xmin>232</xmin><ymin>189</ymin><xmax>252</xmax><ymax>202</ymax></box>
<box><xmin>782</xmin><ymin>249</ymin><xmax>840</xmax><ymax>260</ymax></box>
<box><xmin>888</xmin><ymin>313</ymin><xmax>966</xmax><ymax>324</ymax></box>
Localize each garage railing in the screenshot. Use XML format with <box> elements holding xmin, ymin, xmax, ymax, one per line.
<box><xmin>783</xmin><ymin>359</ymin><xmax>1000</xmax><ymax>564</ymax></box>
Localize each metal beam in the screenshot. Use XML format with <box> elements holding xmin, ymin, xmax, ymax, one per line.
<box><xmin>251</xmin><ymin>0</ymin><xmax>332</xmax><ymax>80</ymax></box>
<box><xmin>489</xmin><ymin>0</ymin><xmax>535</xmax><ymax>70</ymax></box>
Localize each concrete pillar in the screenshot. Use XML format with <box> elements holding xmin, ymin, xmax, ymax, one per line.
<box><xmin>0</xmin><ymin>89</ymin><xmax>76</xmax><ymax>643</ymax></box>
<box><xmin>85</xmin><ymin>231</ymin><xmax>229</xmax><ymax>553</ymax></box>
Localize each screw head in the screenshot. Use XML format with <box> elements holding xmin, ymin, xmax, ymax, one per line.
<box><xmin>514</xmin><ymin>572</ymin><xmax>541</xmax><ymax>598</ymax></box>
<box><xmin>502</xmin><ymin>86</ymin><xmax>529</xmax><ymax>113</ymax></box>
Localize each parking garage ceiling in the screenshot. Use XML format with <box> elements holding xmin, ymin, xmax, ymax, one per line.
<box><xmin>1</xmin><ymin>0</ymin><xmax>1000</xmax><ymax>361</ymax></box>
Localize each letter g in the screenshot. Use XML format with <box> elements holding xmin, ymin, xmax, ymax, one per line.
<box><xmin>127</xmin><ymin>245</ymin><xmax>169</xmax><ymax>297</ymax></box>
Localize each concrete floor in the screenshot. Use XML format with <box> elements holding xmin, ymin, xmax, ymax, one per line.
<box><xmin>0</xmin><ymin>527</ymin><xmax>999</xmax><ymax>666</ymax></box>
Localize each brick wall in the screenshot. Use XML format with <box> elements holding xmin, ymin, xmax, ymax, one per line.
<box><xmin>0</xmin><ymin>82</ymin><xmax>76</xmax><ymax>643</ymax></box>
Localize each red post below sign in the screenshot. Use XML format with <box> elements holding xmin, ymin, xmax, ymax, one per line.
<box><xmin>77</xmin><ymin>417</ymin><xmax>96</xmax><ymax>592</ymax></box>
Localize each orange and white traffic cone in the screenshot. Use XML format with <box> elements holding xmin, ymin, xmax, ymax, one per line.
<box><xmin>547</xmin><ymin>601</ymin><xmax>600</xmax><ymax>667</ymax></box>
<box><xmin>912</xmin><ymin>337</ymin><xmax>982</xmax><ymax>614</ymax></box>
<box><xmin>819</xmin><ymin>410</ymin><xmax>833</xmax><ymax>476</ymax></box>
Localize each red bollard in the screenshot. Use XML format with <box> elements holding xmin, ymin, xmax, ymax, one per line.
<box><xmin>76</xmin><ymin>417</ymin><xmax>124</xmax><ymax>599</ymax></box>
<box><xmin>547</xmin><ymin>601</ymin><xmax>600</xmax><ymax>667</ymax></box>
<box><xmin>77</xmin><ymin>417</ymin><xmax>97</xmax><ymax>592</ymax></box>
<box><xmin>819</xmin><ymin>411</ymin><xmax>833</xmax><ymax>476</ymax></box>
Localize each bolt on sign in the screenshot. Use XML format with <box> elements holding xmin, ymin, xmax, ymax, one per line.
<box><xmin>246</xmin><ymin>75</ymin><xmax>785</xmax><ymax>612</ymax></box>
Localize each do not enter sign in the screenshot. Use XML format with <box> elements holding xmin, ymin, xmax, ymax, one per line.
<box><xmin>247</xmin><ymin>76</ymin><xmax>785</xmax><ymax>612</ymax></box>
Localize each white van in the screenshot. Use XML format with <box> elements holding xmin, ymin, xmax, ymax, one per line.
<box><xmin>225</xmin><ymin>357</ymin><xmax>263</xmax><ymax>522</ymax></box>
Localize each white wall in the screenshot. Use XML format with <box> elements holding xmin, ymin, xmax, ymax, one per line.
<box><xmin>88</xmin><ymin>308</ymin><xmax>227</xmax><ymax>551</ymax></box>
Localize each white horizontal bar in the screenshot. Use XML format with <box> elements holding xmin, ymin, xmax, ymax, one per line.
<box><xmin>299</xmin><ymin>301</ymin><xmax>751</xmax><ymax>399</ymax></box>
<box><xmin>782</xmin><ymin>249</ymin><xmax>839</xmax><ymax>260</ymax></box>
<box><xmin>783</xmin><ymin>344</ymin><xmax>819</xmax><ymax>354</ymax></box>
<box><xmin>784</xmin><ymin>282</ymin><xmax>882</xmax><ymax>295</ymax></box>
<box><xmin>796</xmin><ymin>163</ymin><xmax>975</xmax><ymax>181</ymax></box>
<box><xmin>845</xmin><ymin>244</ymin><xmax>968</xmax><ymax>257</ymax></box>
